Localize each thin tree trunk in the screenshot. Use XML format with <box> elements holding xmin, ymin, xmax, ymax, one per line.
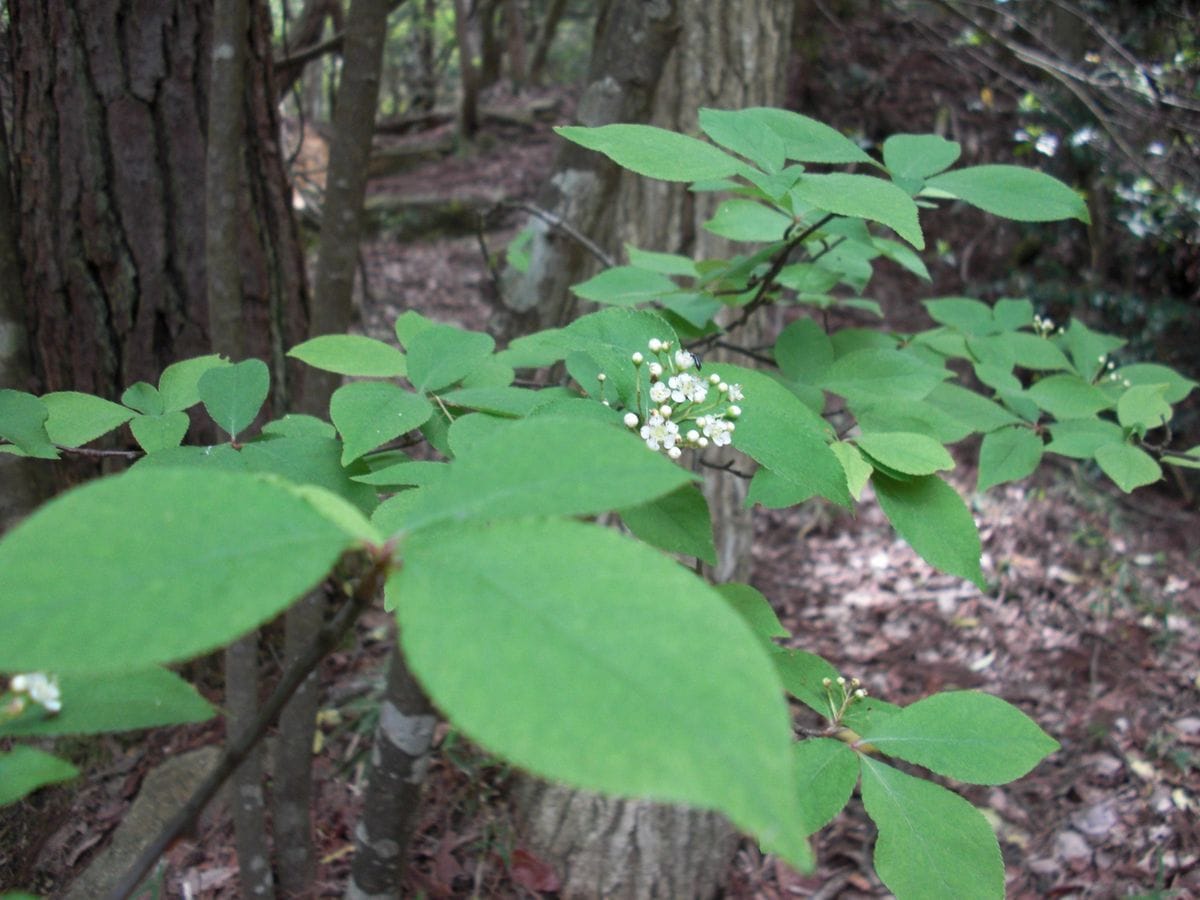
<box><xmin>504</xmin><ymin>0</ymin><xmax>527</xmax><ymax>89</ymax></box>
<box><xmin>411</xmin><ymin>0</ymin><xmax>438</xmax><ymax>112</ymax></box>
<box><xmin>345</xmin><ymin>641</ymin><xmax>437</xmax><ymax>898</ymax></box>
<box><xmin>477</xmin><ymin>0</ymin><xmax>502</xmax><ymax>87</ymax></box>
<box><xmin>526</xmin><ymin>0</ymin><xmax>567</xmax><ymax>85</ymax></box>
<box><xmin>209</xmin><ymin>2</ymin><xmax>276</xmax><ymax>896</ymax></box>
<box><xmin>272</xmin><ymin>2</ymin><xmax>397</xmax><ymax>894</ymax></box>
<box><xmin>452</xmin><ymin>0</ymin><xmax>481</xmax><ymax>138</ymax></box>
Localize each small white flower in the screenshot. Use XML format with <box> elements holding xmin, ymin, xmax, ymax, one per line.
<box><xmin>702</xmin><ymin>416</ymin><xmax>735</xmax><ymax>447</ymax></box>
<box><xmin>649</xmin><ymin>381</ymin><xmax>671</xmax><ymax>403</ymax></box>
<box><xmin>667</xmin><ymin>446</ymin><xmax>682</xmax><ymax>459</ymax></box>
<box><xmin>648</xmin><ymin>338</ymin><xmax>663</xmax><ymax>353</ymax></box>
<box><xmin>674</xmin><ymin>349</ymin><xmax>695</xmax><ymax>370</ymax></box>
<box><xmin>631</xmin><ymin>351</ymin><xmax>644</xmax><ymax>365</ymax></box>
<box><xmin>648</xmin><ymin>362</ymin><xmax>664</xmax><ymax>377</ymax></box>
<box><xmin>726</xmin><ymin>383</ymin><xmax>743</xmax><ymax>402</ymax></box>
<box><xmin>659</xmin><ymin>404</ymin><xmax>673</xmax><ymax>417</ymax></box>
<box><xmin>11</xmin><ymin>672</ymin><xmax>61</xmax><ymax>714</ymax></box>
<box><xmin>668</xmin><ymin>372</ymin><xmax>708</xmax><ymax>404</ymax></box>
<box><xmin>623</xmin><ymin>412</ymin><xmax>639</xmax><ymax>429</ymax></box>
<box><xmin>640</xmin><ymin>413</ymin><xmax>679</xmax><ymax>451</ymax></box>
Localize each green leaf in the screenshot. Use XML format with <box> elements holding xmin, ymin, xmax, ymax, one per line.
<box><xmin>831</xmin><ymin>441</ymin><xmax>873</xmax><ymax>501</ymax></box>
<box><xmin>794</xmin><ymin>738</ymin><xmax>860</xmax><ymax>834</ymax></box>
<box><xmin>129</xmin><ymin>411</ymin><xmax>190</xmax><ymax>452</ymax></box>
<box><xmin>715</xmin><ymin>583</ymin><xmax>788</xmax><ymax>641</ymax></box>
<box><xmin>239</xmin><ymin>435</ymin><xmax>379</xmax><ymax>514</ymax></box>
<box><xmin>923</xmin><ymin>298</ymin><xmax>996</xmax><ymax>336</ymax></box>
<box><xmin>1113</xmin><ymin>363</ymin><xmax>1197</xmax><ymax>404</ymax></box>
<box><xmin>571</xmin><ymin>266</ymin><xmax>679</xmax><ymax>306</ymax></box>
<box><xmin>883</xmin><ymin>134</ymin><xmax>961</xmax><ymax>180</ymax></box>
<box><xmin>873</xmin><ymin>473</ymin><xmax>984</xmax><ymax>588</ymax></box>
<box><xmin>746</xmin><ymin>107</ymin><xmax>874</xmax><ymax>164</ymax></box>
<box><xmin>405</xmin><ymin>323</ymin><xmax>495</xmax><ymax>393</ymax></box>
<box><xmin>398</xmin><ymin>418</ymin><xmax>695</xmax><ymax>532</ymax></box>
<box><xmin>329</xmin><ymin>381</ymin><xmax>433</xmax><ymax>464</ymax></box>
<box><xmin>993</xmin><ymin>298</ymin><xmax>1035</xmax><ymax>330</ymax></box>
<box><xmin>626</xmin><ymin>245</ymin><xmax>698</xmax><ymax>277</ymax></box>
<box><xmin>41</xmin><ymin>392</ymin><xmax>135</xmax><ymax>447</ymax></box>
<box><xmin>859</xmin><ymin>690</ymin><xmax>1059</xmax><ymax>784</ymax></box>
<box><xmin>618</xmin><ymin>484</ymin><xmax>716</xmax><ymax>565</ymax></box>
<box><xmin>1045</xmin><ymin>418</ymin><xmax>1125</xmax><ymax>459</ymax></box>
<box><xmin>1064</xmin><ymin>319</ymin><xmax>1125</xmax><ymax>380</ymax></box>
<box><xmin>0</xmin><ymin>746</ymin><xmax>78</xmax><ymax>806</ymax></box>
<box><xmin>438</xmin><ymin>386</ymin><xmax>542</xmax><ymax>417</ymax></box>
<box><xmin>396</xmin><ymin>518</ymin><xmax>810</xmax><ymax>870</ymax></box>
<box><xmin>774</xmin><ymin>319</ymin><xmax>834</xmax><ymax>385</ymax></box>
<box><xmin>1117</xmin><ymin>383</ymin><xmax>1172</xmax><ymax>432</ymax></box>
<box><xmin>0</xmin><ymin>468</ymin><xmax>354</xmax><ymax>674</ymax></box>
<box><xmin>791</xmin><ymin>174</ymin><xmax>924</xmax><ymax>248</ymax></box>
<box><xmin>120</xmin><ymin>382</ymin><xmax>164</xmax><ymax>416</ymax></box>
<box><xmin>1027</xmin><ymin>374</ymin><xmax>1112</xmax><ymax>420</ymax></box>
<box><xmin>977</xmin><ymin>426</ymin><xmax>1043</xmax><ymax>491</ymax></box>
<box><xmin>393</xmin><ymin>310</ymin><xmax>437</xmax><ymax>349</ymax></box>
<box><xmin>925</xmin><ymin>383</ymin><xmax>1021</xmax><ymax>434</ymax></box>
<box><xmin>0</xmin><ymin>668</ymin><xmax>214</xmax><ymax>737</ymax></box>
<box><xmin>261</xmin><ymin>413</ymin><xmax>337</xmax><ymax>439</ymax></box>
<box><xmin>699</xmin><ymin>107</ymin><xmax>787</xmax><ymax>173</ymax></box>
<box><xmin>555</xmin><ymin>124</ymin><xmax>746</xmax><ymax>182</ymax></box>
<box><xmin>158</xmin><ymin>355</ymin><xmax>231</xmax><ymax>411</ymax></box>
<box><xmin>924</xmin><ymin>164</ymin><xmax>1089</xmax><ymax>223</ymax></box>
<box><xmin>288</xmin><ymin>334</ymin><xmax>407</xmax><ymax>377</ymax></box>
<box><xmin>1094</xmin><ymin>443</ymin><xmax>1161</xmax><ymax>492</ymax></box>
<box><xmin>719</xmin><ymin>364</ymin><xmax>851</xmax><ymax>507</ymax></box>
<box><xmin>1004</xmin><ymin>332</ymin><xmax>1073</xmax><ymax>371</ymax></box>
<box><xmin>860</xmin><ymin>756</ymin><xmax>1004</xmax><ymax>900</ymax></box>
<box><xmin>772</xmin><ymin>648</ymin><xmax>841</xmax><ymax>717</ymax></box>
<box><xmin>198</xmin><ymin>358</ymin><xmax>269</xmax><ymax>440</ymax></box>
<box><xmin>822</xmin><ymin>349</ymin><xmax>947</xmax><ymax>403</ymax></box>
<box><xmin>703</xmin><ymin>199</ymin><xmax>793</xmax><ymax>242</ymax></box>
<box><xmin>0</xmin><ymin>390</ymin><xmax>58</xmax><ymax>458</ymax></box>
<box><xmin>856</xmin><ymin>432</ymin><xmax>954</xmax><ymax>476</ymax></box>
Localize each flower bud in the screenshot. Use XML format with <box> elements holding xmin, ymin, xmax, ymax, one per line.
<box><xmin>631</xmin><ymin>352</ymin><xmax>644</xmax><ymax>365</ymax></box>
<box><xmin>623</xmin><ymin>413</ymin><xmax>639</xmax><ymax>428</ymax></box>
<box><xmin>648</xmin><ymin>338</ymin><xmax>663</xmax><ymax>353</ymax></box>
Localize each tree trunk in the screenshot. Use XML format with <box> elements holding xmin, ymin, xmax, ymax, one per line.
<box><xmin>504</xmin><ymin>0</ymin><xmax>527</xmax><ymax>89</ymax></box>
<box><xmin>526</xmin><ymin>0</ymin><xmax>567</xmax><ymax>85</ymax></box>
<box><xmin>0</xmin><ymin>100</ymin><xmax>54</xmax><ymax>530</ymax></box>
<box><xmin>452</xmin><ymin>0</ymin><xmax>481</xmax><ymax>138</ymax></box>
<box><xmin>9</xmin><ymin>0</ymin><xmax>308</xmax><ymax>411</ymax></box>
<box><xmin>477</xmin><ymin>0</ymin><xmax>502</xmax><ymax>87</ymax></box>
<box><xmin>502</xmin><ymin>3</ymin><xmax>795</xmax><ymax>897</ymax></box>
<box><xmin>345</xmin><ymin>641</ymin><xmax>437</xmax><ymax>898</ymax></box>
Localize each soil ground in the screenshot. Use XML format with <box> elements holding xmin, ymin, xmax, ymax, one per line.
<box><xmin>5</xmin><ymin>16</ymin><xmax>1200</xmax><ymax>899</ymax></box>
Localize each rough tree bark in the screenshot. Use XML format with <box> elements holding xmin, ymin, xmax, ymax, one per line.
<box><xmin>9</xmin><ymin>0</ymin><xmax>308</xmax><ymax>410</ymax></box>
<box><xmin>0</xmin><ymin>101</ymin><xmax>53</xmax><ymax>530</ymax></box>
<box><xmin>498</xmin><ymin>2</ymin><xmax>796</xmax><ymax>896</ymax></box>
<box><xmin>10</xmin><ymin>6</ymin><xmax>309</xmax><ymax>897</ymax></box>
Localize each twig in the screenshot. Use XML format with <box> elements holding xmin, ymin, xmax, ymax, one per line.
<box><xmin>710</xmin><ymin>340</ymin><xmax>774</xmax><ymax>366</ymax></box>
<box><xmin>474</xmin><ymin>212</ymin><xmax>505</xmax><ymax>301</ymax></box>
<box><xmin>502</xmin><ymin>200</ymin><xmax>616</xmax><ymax>268</ymax></box>
<box><xmin>57</xmin><ymin>445</ymin><xmax>143</xmax><ymax>459</ymax></box>
<box><xmin>103</xmin><ymin>551</ymin><xmax>390</xmax><ymax>900</ymax></box>
<box><xmin>698</xmin><ymin>458</ymin><xmax>754</xmax><ymax>480</ymax></box>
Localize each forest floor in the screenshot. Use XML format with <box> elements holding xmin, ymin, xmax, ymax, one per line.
<box><xmin>9</xmin><ymin>25</ymin><xmax>1200</xmax><ymax>900</ymax></box>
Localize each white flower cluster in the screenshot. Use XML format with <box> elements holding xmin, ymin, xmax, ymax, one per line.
<box><xmin>620</xmin><ymin>338</ymin><xmax>744</xmax><ymax>460</ymax></box>
<box><xmin>1032</xmin><ymin>313</ymin><xmax>1064</xmax><ymax>337</ymax></box>
<box><xmin>5</xmin><ymin>671</ymin><xmax>62</xmax><ymax>716</ymax></box>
